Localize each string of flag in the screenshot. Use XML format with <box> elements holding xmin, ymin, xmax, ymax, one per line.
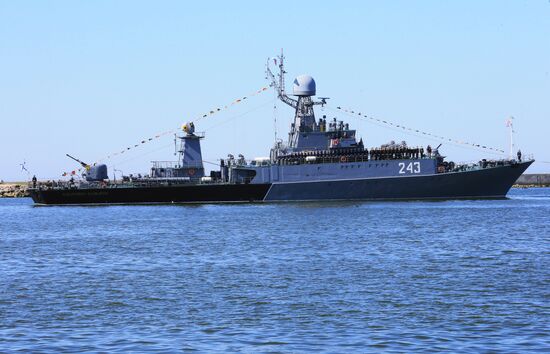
<box><xmin>62</xmin><ymin>86</ymin><xmax>269</xmax><ymax>176</ymax></box>
<box><xmin>332</xmin><ymin>106</ymin><xmax>505</xmax><ymax>154</ymax></box>
<box><xmin>100</xmin><ymin>99</ymin><xmax>275</xmax><ymax>172</ymax></box>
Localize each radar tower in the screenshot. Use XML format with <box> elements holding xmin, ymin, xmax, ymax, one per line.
<box><xmin>266</xmin><ymin>50</ymin><xmax>328</xmax><ymax>149</ymax></box>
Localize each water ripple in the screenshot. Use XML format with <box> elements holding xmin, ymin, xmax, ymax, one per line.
<box><xmin>0</xmin><ymin>188</ymin><xmax>549</xmax><ymax>352</ymax></box>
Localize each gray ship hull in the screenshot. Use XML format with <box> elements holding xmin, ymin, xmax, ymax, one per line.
<box><xmin>30</xmin><ymin>161</ymin><xmax>532</xmax><ymax>205</ymax></box>
<box><xmin>263</xmin><ymin>160</ymin><xmax>533</xmax><ymax>201</ymax></box>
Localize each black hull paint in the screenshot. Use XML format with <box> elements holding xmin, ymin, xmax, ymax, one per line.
<box><xmin>29</xmin><ymin>161</ymin><xmax>532</xmax><ymax>205</ymax></box>
<box><xmin>29</xmin><ymin>183</ymin><xmax>271</xmax><ymax>205</ymax></box>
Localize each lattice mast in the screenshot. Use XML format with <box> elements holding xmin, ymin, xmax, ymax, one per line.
<box><xmin>266</xmin><ymin>49</ymin><xmax>327</xmax><ymax>148</ymax></box>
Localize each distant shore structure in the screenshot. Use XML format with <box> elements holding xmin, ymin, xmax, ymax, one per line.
<box><xmin>514</xmin><ymin>174</ymin><xmax>550</xmax><ymax>187</ymax></box>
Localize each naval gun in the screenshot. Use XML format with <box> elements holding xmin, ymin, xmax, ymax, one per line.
<box><xmin>66</xmin><ymin>154</ymin><xmax>108</xmax><ymax>181</ymax></box>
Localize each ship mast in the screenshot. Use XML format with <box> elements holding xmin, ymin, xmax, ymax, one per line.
<box><xmin>266</xmin><ymin>49</ymin><xmax>298</xmax><ymax>109</ymax></box>
<box><xmin>507</xmin><ymin>116</ymin><xmax>515</xmax><ymax>159</ymax></box>
<box><xmin>266</xmin><ymin>50</ymin><xmax>327</xmax><ymax>149</ymax></box>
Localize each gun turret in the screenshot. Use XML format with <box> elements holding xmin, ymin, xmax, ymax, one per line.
<box><xmin>65</xmin><ymin>154</ymin><xmax>108</xmax><ymax>181</ymax></box>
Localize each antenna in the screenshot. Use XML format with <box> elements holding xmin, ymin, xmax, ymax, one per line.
<box><xmin>278</xmin><ymin>48</ymin><xmax>285</xmax><ymax>95</ymax></box>
<box><xmin>265</xmin><ymin>49</ymin><xmax>298</xmax><ymax>109</ymax></box>
<box><xmin>273</xmin><ymin>89</ymin><xmax>278</xmax><ymax>143</ymax></box>
<box><xmin>318</xmin><ymin>97</ymin><xmax>330</xmax><ymax>106</ymax></box>
<box><xmin>265</xmin><ymin>50</ymin><xmax>330</xmax><ymax>149</ymax></box>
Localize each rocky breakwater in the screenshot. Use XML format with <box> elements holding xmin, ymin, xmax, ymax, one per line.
<box><xmin>514</xmin><ymin>174</ymin><xmax>550</xmax><ymax>188</ymax></box>
<box><xmin>0</xmin><ymin>183</ymin><xmax>30</xmax><ymax>198</ymax></box>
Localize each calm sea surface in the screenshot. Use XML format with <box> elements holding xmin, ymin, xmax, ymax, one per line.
<box><xmin>0</xmin><ymin>189</ymin><xmax>549</xmax><ymax>353</ymax></box>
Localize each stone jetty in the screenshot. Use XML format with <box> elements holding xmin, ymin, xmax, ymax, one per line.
<box><xmin>0</xmin><ymin>183</ymin><xmax>30</xmax><ymax>198</ymax></box>
<box><xmin>514</xmin><ymin>174</ymin><xmax>550</xmax><ymax>188</ymax></box>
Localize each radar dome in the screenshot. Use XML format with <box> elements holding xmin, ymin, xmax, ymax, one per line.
<box><xmin>293</xmin><ymin>75</ymin><xmax>316</xmax><ymax>96</ymax></box>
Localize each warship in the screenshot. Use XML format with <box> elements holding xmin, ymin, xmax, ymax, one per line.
<box><xmin>29</xmin><ymin>54</ymin><xmax>533</xmax><ymax>205</ymax></box>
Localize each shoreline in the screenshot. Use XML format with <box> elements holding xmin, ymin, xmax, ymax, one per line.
<box><xmin>513</xmin><ymin>184</ymin><xmax>550</xmax><ymax>188</ymax></box>
<box><xmin>514</xmin><ymin>173</ymin><xmax>550</xmax><ymax>188</ymax></box>
<box><xmin>0</xmin><ymin>183</ymin><xmax>30</xmax><ymax>198</ymax></box>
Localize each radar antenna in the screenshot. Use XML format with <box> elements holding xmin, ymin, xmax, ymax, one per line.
<box><xmin>265</xmin><ymin>49</ymin><xmax>329</xmax><ymax>110</ymax></box>
<box><xmin>265</xmin><ymin>50</ymin><xmax>329</xmax><ymax>149</ymax></box>
<box><xmin>318</xmin><ymin>97</ymin><xmax>330</xmax><ymax>106</ymax></box>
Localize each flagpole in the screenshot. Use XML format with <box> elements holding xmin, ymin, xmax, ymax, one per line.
<box><xmin>508</xmin><ymin>116</ymin><xmax>514</xmax><ymax>159</ymax></box>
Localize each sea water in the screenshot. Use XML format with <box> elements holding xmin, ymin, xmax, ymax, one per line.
<box><xmin>0</xmin><ymin>189</ymin><xmax>548</xmax><ymax>353</ymax></box>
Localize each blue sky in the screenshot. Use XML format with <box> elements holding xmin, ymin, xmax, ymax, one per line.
<box><xmin>1</xmin><ymin>0</ymin><xmax>549</xmax><ymax>180</ymax></box>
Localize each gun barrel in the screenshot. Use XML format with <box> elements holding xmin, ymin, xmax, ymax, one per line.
<box><xmin>66</xmin><ymin>154</ymin><xmax>89</xmax><ymax>168</ymax></box>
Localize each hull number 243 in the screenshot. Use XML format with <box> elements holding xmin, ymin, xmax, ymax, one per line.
<box><xmin>399</xmin><ymin>162</ymin><xmax>421</xmax><ymax>174</ymax></box>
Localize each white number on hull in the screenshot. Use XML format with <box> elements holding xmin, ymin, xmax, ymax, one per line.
<box><xmin>398</xmin><ymin>162</ymin><xmax>421</xmax><ymax>174</ymax></box>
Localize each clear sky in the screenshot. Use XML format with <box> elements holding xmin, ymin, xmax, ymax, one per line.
<box><xmin>1</xmin><ymin>0</ymin><xmax>549</xmax><ymax>180</ymax></box>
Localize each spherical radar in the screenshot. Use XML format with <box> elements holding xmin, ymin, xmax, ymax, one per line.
<box><xmin>293</xmin><ymin>75</ymin><xmax>316</xmax><ymax>96</ymax></box>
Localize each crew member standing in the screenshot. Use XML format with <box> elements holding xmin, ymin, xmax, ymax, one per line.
<box><xmin>32</xmin><ymin>175</ymin><xmax>37</xmax><ymax>188</ymax></box>
<box><xmin>517</xmin><ymin>149</ymin><xmax>522</xmax><ymax>162</ymax></box>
